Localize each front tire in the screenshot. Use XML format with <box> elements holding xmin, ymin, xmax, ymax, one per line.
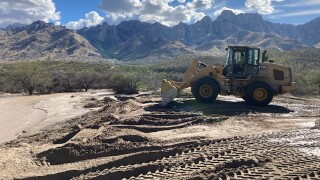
<box><xmin>246</xmin><ymin>82</ymin><xmax>273</xmax><ymax>106</ymax></box>
<box><xmin>191</xmin><ymin>77</ymin><xmax>219</xmax><ymax>103</ymax></box>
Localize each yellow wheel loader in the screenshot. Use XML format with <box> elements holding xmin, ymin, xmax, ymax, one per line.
<box><xmin>160</xmin><ymin>46</ymin><xmax>296</xmax><ymax>106</ymax></box>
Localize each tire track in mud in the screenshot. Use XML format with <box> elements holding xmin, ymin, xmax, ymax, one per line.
<box><xmin>24</xmin><ymin>129</ymin><xmax>320</xmax><ymax>180</ymax></box>
<box><xmin>81</xmin><ymin>130</ymin><xmax>320</xmax><ymax>180</ymax></box>
<box><xmin>36</xmin><ymin>111</ymin><xmax>225</xmax><ymax>165</ymax></box>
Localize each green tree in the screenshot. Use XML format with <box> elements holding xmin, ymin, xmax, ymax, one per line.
<box><xmin>75</xmin><ymin>69</ymin><xmax>100</xmax><ymax>91</ymax></box>
<box><xmin>10</xmin><ymin>64</ymin><xmax>53</xmax><ymax>95</ymax></box>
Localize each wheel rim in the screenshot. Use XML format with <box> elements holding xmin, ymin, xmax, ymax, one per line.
<box><xmin>199</xmin><ymin>85</ymin><xmax>213</xmax><ymax>97</ymax></box>
<box><xmin>254</xmin><ymin>88</ymin><xmax>267</xmax><ymax>101</ymax></box>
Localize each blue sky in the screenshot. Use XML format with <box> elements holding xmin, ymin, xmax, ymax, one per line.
<box><xmin>54</xmin><ymin>0</ymin><xmax>102</xmax><ymax>24</ymax></box>
<box><xmin>1</xmin><ymin>0</ymin><xmax>320</xmax><ymax>29</ymax></box>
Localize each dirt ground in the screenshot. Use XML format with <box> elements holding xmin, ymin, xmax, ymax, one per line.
<box><xmin>0</xmin><ymin>90</ymin><xmax>113</xmax><ymax>144</ymax></box>
<box><xmin>0</xmin><ymin>90</ymin><xmax>319</xmax><ymax>180</ymax></box>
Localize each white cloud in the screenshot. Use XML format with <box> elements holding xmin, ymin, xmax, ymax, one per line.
<box><xmin>177</xmin><ymin>0</ymin><xmax>186</xmax><ymax>3</ymax></box>
<box><xmin>139</xmin><ymin>3</ymin><xmax>197</xmax><ymax>26</ymax></box>
<box><xmin>194</xmin><ymin>12</ymin><xmax>206</xmax><ymax>22</ymax></box>
<box><xmin>245</xmin><ymin>0</ymin><xmax>274</xmax><ymax>14</ymax></box>
<box><xmin>98</xmin><ymin>0</ymin><xmax>143</xmax><ymax>24</ymax></box>
<box><xmin>66</xmin><ymin>11</ymin><xmax>104</xmax><ymax>29</ymax></box>
<box><xmin>99</xmin><ymin>0</ymin><xmax>142</xmax><ymax>13</ymax></box>
<box><xmin>187</xmin><ymin>0</ymin><xmax>214</xmax><ymax>9</ymax></box>
<box><xmin>99</xmin><ymin>0</ymin><xmax>214</xmax><ymax>26</ymax></box>
<box><xmin>214</xmin><ymin>7</ymin><xmax>245</xmax><ymax>17</ymax></box>
<box><xmin>278</xmin><ymin>0</ymin><xmax>320</xmax><ymax>7</ymax></box>
<box><xmin>270</xmin><ymin>9</ymin><xmax>320</xmax><ymax>17</ymax></box>
<box><xmin>0</xmin><ymin>0</ymin><xmax>60</xmax><ymax>27</ymax></box>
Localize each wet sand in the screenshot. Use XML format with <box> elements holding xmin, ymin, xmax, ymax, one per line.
<box><xmin>0</xmin><ymin>90</ymin><xmax>112</xmax><ymax>144</ymax></box>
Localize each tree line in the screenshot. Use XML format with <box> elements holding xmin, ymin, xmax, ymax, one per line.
<box><xmin>0</xmin><ymin>62</ymin><xmax>145</xmax><ymax>95</ymax></box>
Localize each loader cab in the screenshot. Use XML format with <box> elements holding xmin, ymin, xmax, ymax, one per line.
<box><xmin>223</xmin><ymin>46</ymin><xmax>260</xmax><ymax>78</ymax></box>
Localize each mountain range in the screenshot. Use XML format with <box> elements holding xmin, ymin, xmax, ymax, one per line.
<box><xmin>0</xmin><ymin>21</ymin><xmax>101</xmax><ymax>61</ymax></box>
<box><xmin>1</xmin><ymin>10</ymin><xmax>320</xmax><ymax>61</ymax></box>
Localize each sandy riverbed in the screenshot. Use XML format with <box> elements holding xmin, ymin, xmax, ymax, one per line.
<box><xmin>0</xmin><ymin>90</ymin><xmax>112</xmax><ymax>144</ymax></box>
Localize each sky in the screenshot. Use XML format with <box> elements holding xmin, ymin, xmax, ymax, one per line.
<box><xmin>0</xmin><ymin>0</ymin><xmax>320</xmax><ymax>29</ymax></box>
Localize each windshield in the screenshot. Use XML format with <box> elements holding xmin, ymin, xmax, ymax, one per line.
<box><xmin>225</xmin><ymin>47</ymin><xmax>233</xmax><ymax>66</ymax></box>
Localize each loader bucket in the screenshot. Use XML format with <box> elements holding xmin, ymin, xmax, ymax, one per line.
<box><xmin>160</xmin><ymin>79</ymin><xmax>178</xmax><ymax>107</ymax></box>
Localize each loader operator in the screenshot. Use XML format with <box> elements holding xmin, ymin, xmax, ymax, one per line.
<box><xmin>234</xmin><ymin>52</ymin><xmax>245</xmax><ymax>73</ymax></box>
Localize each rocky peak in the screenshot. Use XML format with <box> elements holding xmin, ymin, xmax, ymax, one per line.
<box><xmin>197</xmin><ymin>16</ymin><xmax>212</xmax><ymax>24</ymax></box>
<box><xmin>193</xmin><ymin>15</ymin><xmax>214</xmax><ymax>36</ymax></box>
<box><xmin>153</xmin><ymin>22</ymin><xmax>166</xmax><ymax>27</ymax></box>
<box><xmin>215</xmin><ymin>10</ymin><xmax>265</xmax><ymax>33</ymax></box>
<box><xmin>193</xmin><ymin>16</ymin><xmax>213</xmax><ymax>33</ymax></box>
<box><xmin>174</xmin><ymin>22</ymin><xmax>188</xmax><ymax>29</ymax></box>
<box><xmin>118</xmin><ymin>20</ymin><xmax>145</xmax><ymax>28</ymax></box>
<box><xmin>28</xmin><ymin>21</ymin><xmax>55</xmax><ymax>31</ymax></box>
<box><xmin>237</xmin><ymin>12</ymin><xmax>263</xmax><ymax>22</ymax></box>
<box><xmin>236</xmin><ymin>12</ymin><xmax>264</xmax><ymax>32</ymax></box>
<box><xmin>217</xmin><ymin>10</ymin><xmax>263</xmax><ymax>24</ymax></box>
<box><xmin>6</xmin><ymin>21</ymin><xmax>58</xmax><ymax>34</ymax></box>
<box><xmin>3</xmin><ymin>23</ymin><xmax>25</xmax><ymax>30</ymax></box>
<box><xmin>217</xmin><ymin>10</ymin><xmax>237</xmax><ymax>21</ymax></box>
<box><xmin>101</xmin><ymin>22</ymin><xmax>109</xmax><ymax>26</ymax></box>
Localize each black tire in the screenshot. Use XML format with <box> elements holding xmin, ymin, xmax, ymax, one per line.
<box><xmin>246</xmin><ymin>82</ymin><xmax>273</xmax><ymax>106</ymax></box>
<box><xmin>191</xmin><ymin>77</ymin><xmax>219</xmax><ymax>103</ymax></box>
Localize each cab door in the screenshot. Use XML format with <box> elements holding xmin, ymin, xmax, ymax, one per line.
<box><xmin>246</xmin><ymin>48</ymin><xmax>260</xmax><ymax>75</ymax></box>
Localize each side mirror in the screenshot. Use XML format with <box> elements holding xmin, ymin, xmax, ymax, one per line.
<box><xmin>262</xmin><ymin>50</ymin><xmax>267</xmax><ymax>62</ymax></box>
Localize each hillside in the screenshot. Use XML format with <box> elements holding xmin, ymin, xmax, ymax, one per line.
<box><xmin>0</xmin><ymin>21</ymin><xmax>101</xmax><ymax>61</ymax></box>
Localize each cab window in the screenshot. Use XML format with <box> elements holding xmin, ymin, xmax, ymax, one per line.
<box><xmin>225</xmin><ymin>48</ymin><xmax>233</xmax><ymax>66</ymax></box>
<box><xmin>248</xmin><ymin>49</ymin><xmax>259</xmax><ymax>65</ymax></box>
<box><xmin>247</xmin><ymin>48</ymin><xmax>259</xmax><ymax>75</ymax></box>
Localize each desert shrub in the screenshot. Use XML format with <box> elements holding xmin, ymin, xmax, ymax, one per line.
<box><xmin>110</xmin><ymin>73</ymin><xmax>141</xmax><ymax>94</ymax></box>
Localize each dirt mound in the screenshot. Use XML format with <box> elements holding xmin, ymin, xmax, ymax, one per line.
<box><xmin>84</xmin><ymin>96</ymin><xmax>117</xmax><ymax>108</ymax></box>
<box><xmin>314</xmin><ymin>119</ymin><xmax>320</xmax><ymax>129</ymax></box>
<box><xmin>101</xmin><ymin>98</ymin><xmax>141</xmax><ymax>114</ymax></box>
<box><xmin>37</xmin><ymin>127</ymin><xmax>152</xmax><ymax>165</ymax></box>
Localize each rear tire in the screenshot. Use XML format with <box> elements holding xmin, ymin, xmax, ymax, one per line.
<box><xmin>246</xmin><ymin>82</ymin><xmax>273</xmax><ymax>106</ymax></box>
<box><xmin>191</xmin><ymin>77</ymin><xmax>219</xmax><ymax>103</ymax></box>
